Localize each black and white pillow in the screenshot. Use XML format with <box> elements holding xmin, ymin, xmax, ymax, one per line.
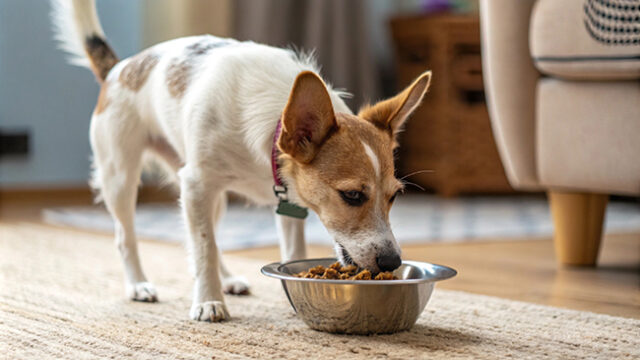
<box><xmin>583</xmin><ymin>0</ymin><xmax>640</xmax><ymax>45</ymax></box>
<box><xmin>529</xmin><ymin>0</ymin><xmax>640</xmax><ymax>79</ymax></box>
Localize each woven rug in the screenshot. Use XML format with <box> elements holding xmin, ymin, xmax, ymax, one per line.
<box><xmin>42</xmin><ymin>195</ymin><xmax>640</xmax><ymax>250</ymax></box>
<box><xmin>1</xmin><ymin>224</ymin><xmax>638</xmax><ymax>360</ymax></box>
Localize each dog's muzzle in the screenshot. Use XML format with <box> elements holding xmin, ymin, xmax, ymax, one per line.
<box><xmin>337</xmin><ymin>244</ymin><xmax>356</xmax><ymax>266</ymax></box>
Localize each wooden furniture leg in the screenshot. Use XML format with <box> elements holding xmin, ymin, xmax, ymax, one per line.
<box><xmin>548</xmin><ymin>191</ymin><xmax>608</xmax><ymax>266</ymax></box>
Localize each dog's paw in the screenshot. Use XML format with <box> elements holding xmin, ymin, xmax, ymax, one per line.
<box><xmin>190</xmin><ymin>301</ymin><xmax>230</xmax><ymax>322</ymax></box>
<box><xmin>222</xmin><ymin>276</ymin><xmax>250</xmax><ymax>295</ymax></box>
<box><xmin>126</xmin><ymin>281</ymin><xmax>158</xmax><ymax>302</ymax></box>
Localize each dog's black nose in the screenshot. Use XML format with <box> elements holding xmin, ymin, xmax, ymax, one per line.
<box><xmin>376</xmin><ymin>253</ymin><xmax>402</xmax><ymax>272</ymax></box>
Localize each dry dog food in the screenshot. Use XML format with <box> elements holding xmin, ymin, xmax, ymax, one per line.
<box><xmin>294</xmin><ymin>262</ymin><xmax>398</xmax><ymax>280</ymax></box>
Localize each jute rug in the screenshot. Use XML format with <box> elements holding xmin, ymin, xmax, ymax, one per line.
<box><xmin>1</xmin><ymin>223</ymin><xmax>638</xmax><ymax>359</ymax></box>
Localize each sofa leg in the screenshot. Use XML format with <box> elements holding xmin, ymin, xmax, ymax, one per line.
<box><xmin>548</xmin><ymin>191</ymin><xmax>608</xmax><ymax>266</ymax></box>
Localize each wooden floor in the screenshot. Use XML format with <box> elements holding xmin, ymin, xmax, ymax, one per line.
<box><xmin>2</xmin><ymin>192</ymin><xmax>639</xmax><ymax>319</ymax></box>
<box><xmin>231</xmin><ymin>236</ymin><xmax>640</xmax><ymax>319</ymax></box>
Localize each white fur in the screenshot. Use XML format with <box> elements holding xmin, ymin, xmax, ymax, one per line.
<box><xmin>276</xmin><ymin>215</ymin><xmax>307</xmax><ymax>261</ymax></box>
<box><xmin>160</xmin><ymin>43</ymin><xmax>353</xmax><ymax>320</ymax></box>
<box><xmin>361</xmin><ymin>141</ymin><xmax>380</xmax><ymax>177</ymax></box>
<box><xmin>329</xmin><ymin>226</ymin><xmax>401</xmax><ymax>272</ymax></box>
<box><xmin>50</xmin><ymin>0</ymin><xmax>105</xmax><ymax>68</ymax></box>
<box><xmin>51</xmin><ymin>0</ymin><xmax>357</xmax><ymax>322</ymax></box>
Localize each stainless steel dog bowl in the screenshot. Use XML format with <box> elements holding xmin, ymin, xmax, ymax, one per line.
<box><xmin>261</xmin><ymin>258</ymin><xmax>457</xmax><ymax>334</ymax></box>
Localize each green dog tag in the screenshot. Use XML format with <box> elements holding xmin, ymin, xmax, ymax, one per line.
<box><xmin>276</xmin><ymin>200</ymin><xmax>308</xmax><ymax>219</ymax></box>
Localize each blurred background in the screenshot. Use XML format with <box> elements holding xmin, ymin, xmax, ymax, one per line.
<box><xmin>0</xmin><ymin>0</ymin><xmax>532</xmax><ymax>242</ymax></box>
<box><xmin>1</xmin><ymin>0</ymin><xmax>639</xmax><ymax>242</ymax></box>
<box><xmin>0</xmin><ymin>0</ymin><xmax>483</xmax><ymax>191</ymax></box>
<box><xmin>0</xmin><ymin>0</ymin><xmax>638</xmax><ymax>317</ymax></box>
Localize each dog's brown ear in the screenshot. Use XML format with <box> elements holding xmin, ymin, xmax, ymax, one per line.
<box><xmin>279</xmin><ymin>71</ymin><xmax>337</xmax><ymax>163</ymax></box>
<box><xmin>358</xmin><ymin>71</ymin><xmax>431</xmax><ymax>138</ymax></box>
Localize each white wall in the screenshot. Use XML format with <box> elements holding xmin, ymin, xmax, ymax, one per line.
<box><xmin>0</xmin><ymin>0</ymin><xmax>142</xmax><ymax>188</ymax></box>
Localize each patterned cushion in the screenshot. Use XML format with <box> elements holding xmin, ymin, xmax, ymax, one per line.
<box><xmin>530</xmin><ymin>0</ymin><xmax>640</xmax><ymax>80</ymax></box>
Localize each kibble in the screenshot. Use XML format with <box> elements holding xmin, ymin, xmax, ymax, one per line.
<box><xmin>294</xmin><ymin>262</ymin><xmax>398</xmax><ymax>280</ymax></box>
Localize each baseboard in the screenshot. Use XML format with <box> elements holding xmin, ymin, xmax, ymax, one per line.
<box><xmin>0</xmin><ymin>185</ymin><xmax>179</xmax><ymax>204</ymax></box>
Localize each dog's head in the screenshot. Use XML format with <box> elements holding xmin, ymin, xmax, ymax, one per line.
<box><xmin>278</xmin><ymin>71</ymin><xmax>431</xmax><ymax>272</ymax></box>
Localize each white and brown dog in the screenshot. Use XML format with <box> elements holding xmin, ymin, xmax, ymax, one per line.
<box><xmin>52</xmin><ymin>0</ymin><xmax>431</xmax><ymax>322</ymax></box>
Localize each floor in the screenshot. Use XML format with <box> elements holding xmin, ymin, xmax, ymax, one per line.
<box><xmin>38</xmin><ymin>194</ymin><xmax>640</xmax><ymax>249</ymax></box>
<box><xmin>232</xmin><ymin>237</ymin><xmax>640</xmax><ymax>319</ymax></box>
<box><xmin>2</xmin><ymin>192</ymin><xmax>639</xmax><ymax>319</ymax></box>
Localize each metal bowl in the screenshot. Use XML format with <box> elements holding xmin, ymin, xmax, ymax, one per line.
<box><xmin>261</xmin><ymin>258</ymin><xmax>457</xmax><ymax>335</ymax></box>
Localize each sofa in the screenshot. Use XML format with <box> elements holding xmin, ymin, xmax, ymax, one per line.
<box><xmin>479</xmin><ymin>0</ymin><xmax>639</xmax><ymax>266</ymax></box>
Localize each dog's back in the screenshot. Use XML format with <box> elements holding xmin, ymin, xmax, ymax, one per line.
<box><xmin>51</xmin><ymin>1</ymin><xmax>351</xmax><ymax>186</ymax></box>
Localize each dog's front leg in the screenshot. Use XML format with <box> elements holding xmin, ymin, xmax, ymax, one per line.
<box><xmin>276</xmin><ymin>214</ymin><xmax>307</xmax><ymax>262</ymax></box>
<box><xmin>179</xmin><ymin>167</ymin><xmax>229</xmax><ymax>322</ymax></box>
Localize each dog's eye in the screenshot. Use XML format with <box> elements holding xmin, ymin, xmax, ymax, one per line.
<box><xmin>390</xmin><ymin>190</ymin><xmax>402</xmax><ymax>204</ymax></box>
<box><xmin>339</xmin><ymin>190</ymin><xmax>367</xmax><ymax>207</ymax></box>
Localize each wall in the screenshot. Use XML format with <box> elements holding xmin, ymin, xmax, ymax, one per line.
<box><xmin>0</xmin><ymin>0</ymin><xmax>142</xmax><ymax>189</ymax></box>
<box><xmin>0</xmin><ymin>0</ymin><xmax>421</xmax><ymax>189</ymax></box>
<box><xmin>142</xmin><ymin>0</ymin><xmax>232</xmax><ymax>47</ymax></box>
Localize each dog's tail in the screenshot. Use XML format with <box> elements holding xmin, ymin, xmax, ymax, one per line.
<box><xmin>50</xmin><ymin>0</ymin><xmax>118</xmax><ymax>82</ymax></box>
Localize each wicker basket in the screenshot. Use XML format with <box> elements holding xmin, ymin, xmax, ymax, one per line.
<box><xmin>390</xmin><ymin>14</ymin><xmax>512</xmax><ymax>196</ymax></box>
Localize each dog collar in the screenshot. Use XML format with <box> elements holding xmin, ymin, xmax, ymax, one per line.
<box><xmin>271</xmin><ymin>119</ymin><xmax>308</xmax><ymax>219</ymax></box>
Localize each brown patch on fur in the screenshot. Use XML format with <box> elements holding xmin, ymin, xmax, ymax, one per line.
<box><xmin>277</xmin><ymin>71</ymin><xmax>423</xmax><ymax>246</ymax></box>
<box><xmin>186</xmin><ymin>42</ymin><xmax>214</xmax><ymax>57</ymax></box>
<box><xmin>166</xmin><ymin>59</ymin><xmax>191</xmax><ymax>99</ymax></box>
<box><xmin>279</xmin><ymin>71</ymin><xmax>337</xmax><ymax>163</ymax></box>
<box><xmin>119</xmin><ymin>50</ymin><xmax>159</xmax><ymax>91</ymax></box>
<box><xmin>185</xmin><ymin>38</ymin><xmax>231</xmax><ymax>58</ymax></box>
<box><xmin>162</xmin><ymin>39</ymin><xmax>230</xmax><ymax>99</ymax></box>
<box><xmin>94</xmin><ymin>81</ymin><xmax>110</xmax><ymax>114</ymax></box>
<box><xmin>186</xmin><ymin>42</ymin><xmax>209</xmax><ymax>56</ymax></box>
<box><xmin>84</xmin><ymin>35</ymin><xmax>119</xmax><ymax>82</ymax></box>
<box><xmin>358</xmin><ymin>71</ymin><xmax>431</xmax><ymax>140</ymax></box>
<box><xmin>280</xmin><ymin>114</ymin><xmax>401</xmax><ymax>235</ymax></box>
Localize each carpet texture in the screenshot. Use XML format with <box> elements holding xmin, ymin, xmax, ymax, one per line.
<box><xmin>1</xmin><ymin>223</ymin><xmax>638</xmax><ymax>360</ymax></box>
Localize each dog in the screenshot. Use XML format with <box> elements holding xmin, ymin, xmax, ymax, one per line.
<box><xmin>51</xmin><ymin>0</ymin><xmax>431</xmax><ymax>322</ymax></box>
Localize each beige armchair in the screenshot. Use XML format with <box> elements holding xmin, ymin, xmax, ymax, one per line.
<box><xmin>479</xmin><ymin>0</ymin><xmax>640</xmax><ymax>266</ymax></box>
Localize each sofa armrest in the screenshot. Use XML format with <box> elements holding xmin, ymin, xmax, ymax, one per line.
<box><xmin>479</xmin><ymin>0</ymin><xmax>541</xmax><ymax>190</ymax></box>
